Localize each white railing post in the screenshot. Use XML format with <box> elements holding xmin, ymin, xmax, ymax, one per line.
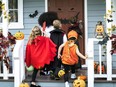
<box><xmin>106</xmin><ymin>0</ymin><xmax>112</xmax><ymax>81</ymax></box>
<box><xmin>87</xmin><ymin>39</ymin><xmax>94</xmax><ymax>87</ymax></box>
<box><xmin>20</xmin><ymin>40</ymin><xmax>25</xmax><ymax>81</ymax></box>
<box><xmin>13</xmin><ymin>40</ymin><xmax>24</xmax><ymax>87</ymax></box>
<box><xmin>87</xmin><ymin>58</ymin><xmax>94</xmax><ymax>87</ymax></box>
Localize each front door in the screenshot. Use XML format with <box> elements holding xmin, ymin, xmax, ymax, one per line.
<box><xmin>48</xmin><ymin>0</ymin><xmax>85</xmax><ymax>64</ymax></box>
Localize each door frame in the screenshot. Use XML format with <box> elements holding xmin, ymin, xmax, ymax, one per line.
<box><xmin>44</xmin><ymin>0</ymin><xmax>88</xmax><ymax>65</ymax></box>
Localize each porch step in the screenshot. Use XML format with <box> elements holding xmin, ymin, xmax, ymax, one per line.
<box><xmin>1</xmin><ymin>80</ymin><xmax>116</xmax><ymax>87</ymax></box>
<box><xmin>1</xmin><ymin>68</ymin><xmax>116</xmax><ymax>87</ymax></box>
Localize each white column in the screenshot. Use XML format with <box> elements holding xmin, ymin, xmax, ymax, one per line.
<box><xmin>13</xmin><ymin>40</ymin><xmax>24</xmax><ymax>87</ymax></box>
<box><xmin>20</xmin><ymin>40</ymin><xmax>25</xmax><ymax>81</ymax></box>
<box><xmin>87</xmin><ymin>58</ymin><xmax>94</xmax><ymax>87</ymax></box>
<box><xmin>106</xmin><ymin>0</ymin><xmax>112</xmax><ymax>81</ymax></box>
<box><xmin>2</xmin><ymin>0</ymin><xmax>9</xmax><ymax>37</ymax></box>
<box><xmin>87</xmin><ymin>39</ymin><xmax>94</xmax><ymax>87</ymax></box>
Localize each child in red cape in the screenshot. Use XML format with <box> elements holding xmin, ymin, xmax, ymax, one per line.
<box><xmin>25</xmin><ymin>26</ymin><xmax>56</xmax><ymax>87</ymax></box>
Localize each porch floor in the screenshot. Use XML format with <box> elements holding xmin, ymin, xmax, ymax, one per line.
<box><xmin>1</xmin><ymin>68</ymin><xmax>116</xmax><ymax>83</ymax></box>
<box><xmin>24</xmin><ymin>68</ymin><xmax>116</xmax><ymax>83</ymax></box>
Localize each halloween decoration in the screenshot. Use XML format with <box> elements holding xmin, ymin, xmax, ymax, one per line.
<box><xmin>38</xmin><ymin>11</ymin><xmax>58</xmax><ymax>27</ymax></box>
<box><xmin>110</xmin><ymin>34</ymin><xmax>116</xmax><ymax>55</ymax></box>
<box><xmin>98</xmin><ymin>33</ymin><xmax>109</xmax><ymax>45</ymax></box>
<box><xmin>14</xmin><ymin>31</ymin><xmax>24</xmax><ymax>40</ymax></box>
<box><xmin>29</xmin><ymin>10</ymin><xmax>38</xmax><ymax>18</ymax></box>
<box><xmin>0</xmin><ymin>1</ymin><xmax>5</xmax><ymax>16</ymax></box>
<box><xmin>73</xmin><ymin>77</ymin><xmax>86</xmax><ymax>87</ymax></box>
<box><xmin>95</xmin><ymin>21</ymin><xmax>105</xmax><ymax>39</ymax></box>
<box><xmin>97</xmin><ymin>62</ymin><xmax>106</xmax><ymax>74</ymax></box>
<box><xmin>19</xmin><ymin>82</ymin><xmax>29</xmax><ymax>87</ymax></box>
<box><xmin>94</xmin><ymin>62</ymin><xmax>98</xmax><ymax>73</ymax></box>
<box><xmin>26</xmin><ymin>65</ymin><xmax>34</xmax><ymax>72</ymax></box>
<box><xmin>58</xmin><ymin>69</ymin><xmax>65</xmax><ymax>78</ymax></box>
<box><xmin>107</xmin><ymin>19</ymin><xmax>113</xmax><ymax>23</ymax></box>
<box><xmin>0</xmin><ymin>29</ymin><xmax>16</xmax><ymax>69</ymax></box>
<box><xmin>77</xmin><ymin>74</ymin><xmax>87</xmax><ymax>81</ymax></box>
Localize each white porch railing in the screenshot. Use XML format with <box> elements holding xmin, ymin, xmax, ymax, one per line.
<box><xmin>87</xmin><ymin>38</ymin><xmax>116</xmax><ymax>87</ymax></box>
<box><xmin>13</xmin><ymin>40</ymin><xmax>25</xmax><ymax>87</ymax></box>
<box><xmin>0</xmin><ymin>40</ymin><xmax>25</xmax><ymax>87</ymax></box>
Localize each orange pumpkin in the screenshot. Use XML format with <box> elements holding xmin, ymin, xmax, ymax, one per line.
<box><xmin>97</xmin><ymin>62</ymin><xmax>106</xmax><ymax>74</ymax></box>
<box><xmin>14</xmin><ymin>31</ymin><xmax>24</xmax><ymax>40</ymax></box>
<box><xmin>78</xmin><ymin>74</ymin><xmax>87</xmax><ymax>81</ymax></box>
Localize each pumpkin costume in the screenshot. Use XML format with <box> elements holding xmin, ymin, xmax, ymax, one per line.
<box><xmin>61</xmin><ymin>41</ymin><xmax>78</xmax><ymax>65</ymax></box>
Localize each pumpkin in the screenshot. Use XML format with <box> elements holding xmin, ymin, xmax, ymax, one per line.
<box><xmin>58</xmin><ymin>69</ymin><xmax>65</xmax><ymax>78</ymax></box>
<box><xmin>26</xmin><ymin>65</ymin><xmax>34</xmax><ymax>72</ymax></box>
<box><xmin>95</xmin><ymin>21</ymin><xmax>104</xmax><ymax>39</ymax></box>
<box><xmin>19</xmin><ymin>82</ymin><xmax>29</xmax><ymax>87</ymax></box>
<box><xmin>73</xmin><ymin>77</ymin><xmax>86</xmax><ymax>87</ymax></box>
<box><xmin>78</xmin><ymin>74</ymin><xmax>87</xmax><ymax>81</ymax></box>
<box><xmin>97</xmin><ymin>62</ymin><xmax>106</xmax><ymax>74</ymax></box>
<box><xmin>94</xmin><ymin>62</ymin><xmax>98</xmax><ymax>73</ymax></box>
<box><xmin>14</xmin><ymin>31</ymin><xmax>24</xmax><ymax>40</ymax></box>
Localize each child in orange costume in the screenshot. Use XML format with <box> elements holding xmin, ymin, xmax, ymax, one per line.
<box><xmin>58</xmin><ymin>30</ymin><xmax>87</xmax><ymax>87</ymax></box>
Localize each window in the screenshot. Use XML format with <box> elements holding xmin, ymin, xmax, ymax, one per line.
<box><xmin>0</xmin><ymin>0</ymin><xmax>23</xmax><ymax>29</ymax></box>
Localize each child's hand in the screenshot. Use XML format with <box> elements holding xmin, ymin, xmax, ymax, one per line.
<box><xmin>85</xmin><ymin>54</ymin><xmax>88</xmax><ymax>59</ymax></box>
<box><xmin>58</xmin><ymin>54</ymin><xmax>61</xmax><ymax>59</ymax></box>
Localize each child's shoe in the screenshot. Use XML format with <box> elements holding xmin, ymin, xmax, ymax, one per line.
<box><xmin>71</xmin><ymin>73</ymin><xmax>76</xmax><ymax>79</ymax></box>
<box><xmin>65</xmin><ymin>81</ymin><xmax>70</xmax><ymax>87</ymax></box>
<box><xmin>30</xmin><ymin>84</ymin><xmax>41</xmax><ymax>87</ymax></box>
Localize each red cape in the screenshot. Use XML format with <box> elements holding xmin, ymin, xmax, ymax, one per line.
<box><xmin>25</xmin><ymin>36</ymin><xmax>56</xmax><ymax>69</ymax></box>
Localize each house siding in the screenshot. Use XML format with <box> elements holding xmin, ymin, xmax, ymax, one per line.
<box><xmin>9</xmin><ymin>0</ymin><xmax>45</xmax><ymax>45</ymax></box>
<box><xmin>87</xmin><ymin>0</ymin><xmax>116</xmax><ymax>68</ymax></box>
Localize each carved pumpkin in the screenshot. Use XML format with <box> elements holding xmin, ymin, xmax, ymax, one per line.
<box><xmin>19</xmin><ymin>82</ymin><xmax>29</xmax><ymax>87</ymax></box>
<box><xmin>97</xmin><ymin>62</ymin><xmax>106</xmax><ymax>74</ymax></box>
<box><xmin>95</xmin><ymin>21</ymin><xmax>105</xmax><ymax>39</ymax></box>
<box><xmin>58</xmin><ymin>69</ymin><xmax>65</xmax><ymax>78</ymax></box>
<box><xmin>73</xmin><ymin>77</ymin><xmax>86</xmax><ymax>87</ymax></box>
<box><xmin>14</xmin><ymin>31</ymin><xmax>24</xmax><ymax>40</ymax></box>
<box><xmin>26</xmin><ymin>65</ymin><xmax>34</xmax><ymax>72</ymax></box>
<box><xmin>78</xmin><ymin>74</ymin><xmax>87</xmax><ymax>81</ymax></box>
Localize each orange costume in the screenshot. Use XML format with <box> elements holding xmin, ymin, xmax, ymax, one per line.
<box><xmin>61</xmin><ymin>30</ymin><xmax>79</xmax><ymax>65</ymax></box>
<box><xmin>61</xmin><ymin>42</ymin><xmax>78</xmax><ymax>65</ymax></box>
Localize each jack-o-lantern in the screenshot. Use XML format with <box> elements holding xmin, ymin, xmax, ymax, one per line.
<box><xmin>14</xmin><ymin>31</ymin><xmax>24</xmax><ymax>40</ymax></box>
<box><xmin>73</xmin><ymin>77</ymin><xmax>86</xmax><ymax>87</ymax></box>
<box><xmin>97</xmin><ymin>62</ymin><xmax>106</xmax><ymax>74</ymax></box>
<box><xmin>58</xmin><ymin>69</ymin><xmax>65</xmax><ymax>78</ymax></box>
<box><xmin>19</xmin><ymin>82</ymin><xmax>29</xmax><ymax>87</ymax></box>
<box><xmin>78</xmin><ymin>74</ymin><xmax>87</xmax><ymax>81</ymax></box>
<box><xmin>95</xmin><ymin>21</ymin><xmax>105</xmax><ymax>39</ymax></box>
<box><xmin>26</xmin><ymin>65</ymin><xmax>34</xmax><ymax>72</ymax></box>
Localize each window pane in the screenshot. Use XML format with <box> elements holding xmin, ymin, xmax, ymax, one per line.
<box><xmin>9</xmin><ymin>0</ymin><xmax>18</xmax><ymax>9</ymax></box>
<box><xmin>9</xmin><ymin>10</ymin><xmax>18</xmax><ymax>22</ymax></box>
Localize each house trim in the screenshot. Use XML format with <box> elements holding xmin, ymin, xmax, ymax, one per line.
<box><xmin>0</xmin><ymin>0</ymin><xmax>24</xmax><ymax>29</ymax></box>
